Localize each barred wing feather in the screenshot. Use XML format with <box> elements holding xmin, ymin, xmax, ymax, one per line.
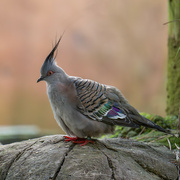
<box><xmin>74</xmin><ymin>78</ymin><xmax>139</xmax><ymax>127</ymax></box>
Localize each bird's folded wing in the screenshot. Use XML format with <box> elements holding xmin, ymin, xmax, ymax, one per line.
<box><xmin>73</xmin><ymin>78</ymin><xmax>140</xmax><ymax>128</ymax></box>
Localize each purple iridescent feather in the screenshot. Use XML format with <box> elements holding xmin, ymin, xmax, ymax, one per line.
<box><xmin>107</xmin><ymin>106</ymin><xmax>126</xmax><ymax>119</ymax></box>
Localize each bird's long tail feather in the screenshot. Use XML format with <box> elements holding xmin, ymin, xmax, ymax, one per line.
<box><xmin>141</xmin><ymin>117</ymin><xmax>172</xmax><ymax>135</ymax></box>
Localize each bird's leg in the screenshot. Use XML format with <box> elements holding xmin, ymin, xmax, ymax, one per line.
<box><xmin>64</xmin><ymin>136</ymin><xmax>95</xmax><ymax>146</ymax></box>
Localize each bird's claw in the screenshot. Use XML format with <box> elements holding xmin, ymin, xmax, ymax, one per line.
<box><xmin>64</xmin><ymin>136</ymin><xmax>95</xmax><ymax>146</ymax></box>
<box><xmin>64</xmin><ymin>136</ymin><xmax>79</xmax><ymax>141</ymax></box>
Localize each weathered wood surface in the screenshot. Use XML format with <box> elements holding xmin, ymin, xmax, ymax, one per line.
<box><xmin>0</xmin><ymin>135</ymin><xmax>178</xmax><ymax>180</ymax></box>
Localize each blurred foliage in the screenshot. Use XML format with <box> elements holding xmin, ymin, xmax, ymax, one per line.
<box><xmin>102</xmin><ymin>112</ymin><xmax>180</xmax><ymax>149</ymax></box>
<box><xmin>166</xmin><ymin>0</ymin><xmax>180</xmax><ymax>116</ymax></box>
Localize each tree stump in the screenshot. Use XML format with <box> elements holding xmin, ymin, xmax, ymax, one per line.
<box><xmin>0</xmin><ymin>135</ymin><xmax>178</xmax><ymax>180</ymax></box>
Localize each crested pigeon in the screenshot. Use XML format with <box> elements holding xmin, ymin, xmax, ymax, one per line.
<box><xmin>37</xmin><ymin>35</ymin><xmax>171</xmax><ymax>146</ymax></box>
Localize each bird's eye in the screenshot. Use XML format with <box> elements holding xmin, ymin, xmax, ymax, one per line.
<box><xmin>47</xmin><ymin>71</ymin><xmax>54</xmax><ymax>76</ymax></box>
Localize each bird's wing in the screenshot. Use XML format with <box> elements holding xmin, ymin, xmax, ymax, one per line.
<box><xmin>73</xmin><ymin>78</ymin><xmax>140</xmax><ymax>128</ymax></box>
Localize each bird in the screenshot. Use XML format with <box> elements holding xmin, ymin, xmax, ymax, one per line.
<box><xmin>37</xmin><ymin>34</ymin><xmax>171</xmax><ymax>146</ymax></box>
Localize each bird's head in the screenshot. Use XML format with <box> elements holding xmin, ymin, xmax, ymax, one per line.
<box><xmin>37</xmin><ymin>33</ymin><xmax>66</xmax><ymax>84</ymax></box>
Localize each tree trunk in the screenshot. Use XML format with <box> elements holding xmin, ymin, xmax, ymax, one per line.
<box><xmin>0</xmin><ymin>135</ymin><xmax>178</xmax><ymax>180</ymax></box>
<box><xmin>166</xmin><ymin>0</ymin><xmax>180</xmax><ymax>115</ymax></box>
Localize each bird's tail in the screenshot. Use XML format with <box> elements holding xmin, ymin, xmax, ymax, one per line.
<box><xmin>129</xmin><ymin>114</ymin><xmax>173</xmax><ymax>135</ymax></box>
<box><xmin>141</xmin><ymin>117</ymin><xmax>173</xmax><ymax>135</ymax></box>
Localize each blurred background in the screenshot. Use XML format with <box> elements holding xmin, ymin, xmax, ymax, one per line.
<box><xmin>0</xmin><ymin>0</ymin><xmax>168</xmax><ymax>142</ymax></box>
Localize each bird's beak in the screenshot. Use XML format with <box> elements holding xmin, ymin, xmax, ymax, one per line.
<box><xmin>37</xmin><ymin>76</ymin><xmax>44</xmax><ymax>83</ymax></box>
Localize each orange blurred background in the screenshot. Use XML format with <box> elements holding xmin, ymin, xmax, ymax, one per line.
<box><xmin>0</xmin><ymin>0</ymin><xmax>168</xmax><ymax>134</ymax></box>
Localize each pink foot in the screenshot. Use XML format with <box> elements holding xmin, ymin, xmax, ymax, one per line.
<box><xmin>64</xmin><ymin>136</ymin><xmax>95</xmax><ymax>146</ymax></box>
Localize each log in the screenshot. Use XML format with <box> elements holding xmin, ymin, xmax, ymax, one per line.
<box><xmin>0</xmin><ymin>135</ymin><xmax>178</xmax><ymax>180</ymax></box>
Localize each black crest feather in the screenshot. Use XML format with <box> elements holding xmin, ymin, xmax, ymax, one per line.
<box><xmin>45</xmin><ymin>31</ymin><xmax>65</xmax><ymax>63</ymax></box>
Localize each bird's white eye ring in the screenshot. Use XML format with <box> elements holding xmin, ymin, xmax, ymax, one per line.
<box><xmin>47</xmin><ymin>71</ymin><xmax>54</xmax><ymax>76</ymax></box>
